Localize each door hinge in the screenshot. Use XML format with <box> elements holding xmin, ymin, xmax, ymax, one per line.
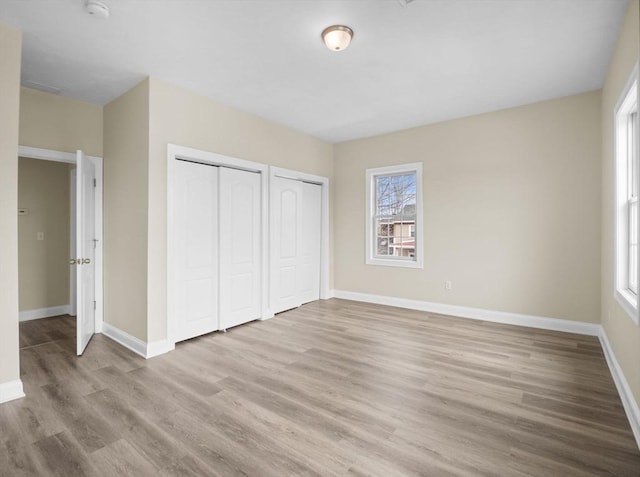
<box><xmin>93</xmin><ymin>178</ymin><xmax>97</xmax><ymax>187</ymax></box>
<box><xmin>93</xmin><ymin>300</ymin><xmax>96</xmax><ymax>310</ymax></box>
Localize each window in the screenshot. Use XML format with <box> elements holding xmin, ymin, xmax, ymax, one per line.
<box><xmin>366</xmin><ymin>163</ymin><xmax>422</xmax><ymax>268</ymax></box>
<box><xmin>615</xmin><ymin>66</ymin><xmax>639</xmax><ymax>325</ymax></box>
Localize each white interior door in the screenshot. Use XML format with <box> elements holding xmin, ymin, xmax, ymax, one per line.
<box><xmin>172</xmin><ymin>160</ymin><xmax>219</xmax><ymax>342</ymax></box>
<box><xmin>219</xmin><ymin>167</ymin><xmax>261</xmax><ymax>329</ymax></box>
<box><xmin>271</xmin><ymin>176</ymin><xmax>303</xmax><ymax>314</ymax></box>
<box><xmin>69</xmin><ymin>169</ymin><xmax>77</xmax><ymax>317</ymax></box>
<box><xmin>299</xmin><ymin>182</ymin><xmax>322</xmax><ymax>304</ymax></box>
<box><xmin>76</xmin><ymin>150</ymin><xmax>96</xmax><ymax>355</ymax></box>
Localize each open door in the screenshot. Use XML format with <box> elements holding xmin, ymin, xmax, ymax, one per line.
<box><xmin>76</xmin><ymin>150</ymin><xmax>96</xmax><ymax>355</ymax></box>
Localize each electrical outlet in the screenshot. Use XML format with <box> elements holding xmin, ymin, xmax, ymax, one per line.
<box><xmin>445</xmin><ymin>280</ymin><xmax>452</xmax><ymax>290</ymax></box>
<box><xmin>37</xmin><ymin>232</ymin><xmax>44</xmax><ymax>241</ymax></box>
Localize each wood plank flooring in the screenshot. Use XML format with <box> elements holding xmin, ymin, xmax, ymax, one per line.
<box><xmin>3</xmin><ymin>299</ymin><xmax>640</xmax><ymax>476</ymax></box>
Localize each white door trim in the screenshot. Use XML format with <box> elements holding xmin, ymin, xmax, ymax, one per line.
<box><xmin>269</xmin><ymin>166</ymin><xmax>330</xmax><ymax>304</ymax></box>
<box><xmin>166</xmin><ymin>144</ymin><xmax>270</xmax><ymax>345</ymax></box>
<box><xmin>18</xmin><ymin>145</ymin><xmax>104</xmax><ymax>334</ymax></box>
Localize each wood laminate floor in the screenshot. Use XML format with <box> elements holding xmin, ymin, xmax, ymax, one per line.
<box><xmin>2</xmin><ymin>299</ymin><xmax>640</xmax><ymax>476</ymax></box>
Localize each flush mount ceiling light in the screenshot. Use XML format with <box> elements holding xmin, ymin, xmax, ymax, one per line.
<box><xmin>321</xmin><ymin>25</ymin><xmax>353</xmax><ymax>51</ymax></box>
<box><xmin>85</xmin><ymin>0</ymin><xmax>109</xmax><ymax>19</ymax></box>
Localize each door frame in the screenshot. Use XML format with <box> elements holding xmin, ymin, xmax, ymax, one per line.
<box><xmin>269</xmin><ymin>166</ymin><xmax>331</xmax><ymax>308</ymax></box>
<box><xmin>18</xmin><ymin>145</ymin><xmax>104</xmax><ymax>333</ymax></box>
<box><xmin>167</xmin><ymin>144</ymin><xmax>270</xmax><ymax>345</ymax></box>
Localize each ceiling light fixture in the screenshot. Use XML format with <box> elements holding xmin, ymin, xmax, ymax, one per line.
<box><xmin>321</xmin><ymin>25</ymin><xmax>353</xmax><ymax>51</ymax></box>
<box><xmin>85</xmin><ymin>0</ymin><xmax>110</xmax><ymax>19</ymax></box>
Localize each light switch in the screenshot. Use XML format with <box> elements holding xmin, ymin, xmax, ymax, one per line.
<box><xmin>37</xmin><ymin>232</ymin><xmax>44</xmax><ymax>241</ymax></box>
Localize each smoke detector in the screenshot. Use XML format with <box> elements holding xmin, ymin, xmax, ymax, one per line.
<box><xmin>85</xmin><ymin>0</ymin><xmax>109</xmax><ymax>19</ymax></box>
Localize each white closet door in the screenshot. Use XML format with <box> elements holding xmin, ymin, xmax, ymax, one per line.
<box><xmin>219</xmin><ymin>167</ymin><xmax>261</xmax><ymax>329</ymax></box>
<box><xmin>271</xmin><ymin>176</ymin><xmax>303</xmax><ymax>314</ymax></box>
<box><xmin>299</xmin><ymin>182</ymin><xmax>322</xmax><ymax>304</ymax></box>
<box><xmin>172</xmin><ymin>160</ymin><xmax>219</xmax><ymax>342</ymax></box>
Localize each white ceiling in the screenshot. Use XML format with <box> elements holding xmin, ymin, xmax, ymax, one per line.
<box><xmin>0</xmin><ymin>0</ymin><xmax>628</xmax><ymax>143</ymax></box>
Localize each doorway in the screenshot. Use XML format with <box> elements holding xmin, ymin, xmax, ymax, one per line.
<box><xmin>17</xmin><ymin>146</ymin><xmax>103</xmax><ymax>356</ymax></box>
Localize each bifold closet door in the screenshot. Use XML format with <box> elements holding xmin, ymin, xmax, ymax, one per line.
<box><xmin>218</xmin><ymin>167</ymin><xmax>261</xmax><ymax>329</ymax></box>
<box><xmin>299</xmin><ymin>182</ymin><xmax>322</xmax><ymax>304</ymax></box>
<box><xmin>271</xmin><ymin>176</ymin><xmax>322</xmax><ymax>314</ymax></box>
<box><xmin>271</xmin><ymin>176</ymin><xmax>303</xmax><ymax>313</ymax></box>
<box><xmin>172</xmin><ymin>160</ymin><xmax>219</xmax><ymax>342</ymax></box>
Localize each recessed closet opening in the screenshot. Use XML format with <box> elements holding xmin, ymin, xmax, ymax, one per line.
<box><xmin>166</xmin><ymin>144</ymin><xmax>330</xmax><ymax>347</ymax></box>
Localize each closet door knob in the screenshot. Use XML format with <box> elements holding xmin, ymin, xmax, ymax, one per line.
<box><xmin>69</xmin><ymin>259</ymin><xmax>77</xmax><ymax>265</ymax></box>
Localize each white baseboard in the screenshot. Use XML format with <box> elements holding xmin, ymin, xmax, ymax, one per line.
<box><xmin>599</xmin><ymin>329</ymin><xmax>640</xmax><ymax>449</ymax></box>
<box><xmin>102</xmin><ymin>322</ymin><xmax>146</xmax><ymax>358</ymax></box>
<box><xmin>101</xmin><ymin>322</ymin><xmax>173</xmax><ymax>359</ymax></box>
<box><xmin>19</xmin><ymin>304</ymin><xmax>71</xmax><ymax>322</ymax></box>
<box><xmin>0</xmin><ymin>379</ymin><xmax>25</xmax><ymax>404</ymax></box>
<box><xmin>333</xmin><ymin>290</ymin><xmax>601</xmax><ymax>336</ymax></box>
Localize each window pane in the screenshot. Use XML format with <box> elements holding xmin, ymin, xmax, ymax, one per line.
<box><xmin>375</xmin><ymin>173</ymin><xmax>416</xmax><ymax>218</ymax></box>
<box><xmin>630</xmin><ymin>244</ymin><xmax>637</xmax><ymax>294</ymax></box>
<box><xmin>630</xmin><ymin>200</ymin><xmax>638</xmax><ymax>246</ymax></box>
<box><xmin>368</xmin><ymin>165</ymin><xmax>421</xmax><ymax>267</ymax></box>
<box><xmin>376</xmin><ymin>237</ymin><xmax>391</xmax><ymax>255</ymax></box>
<box><xmin>630</xmin><ymin>200</ymin><xmax>638</xmax><ymax>294</ymax></box>
<box><xmin>376</xmin><ymin>221</ymin><xmax>392</xmax><ymax>236</ymax></box>
<box><xmin>629</xmin><ymin>111</ymin><xmax>638</xmax><ymax>199</ymax></box>
<box><xmin>374</xmin><ymin>172</ymin><xmax>417</xmax><ymax>260</ymax></box>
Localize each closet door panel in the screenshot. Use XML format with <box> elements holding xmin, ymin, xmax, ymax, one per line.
<box><xmin>173</xmin><ymin>160</ymin><xmax>219</xmax><ymax>342</ymax></box>
<box><xmin>219</xmin><ymin>167</ymin><xmax>261</xmax><ymax>329</ymax></box>
<box><xmin>299</xmin><ymin>182</ymin><xmax>322</xmax><ymax>304</ymax></box>
<box><xmin>271</xmin><ymin>177</ymin><xmax>303</xmax><ymax>313</ymax></box>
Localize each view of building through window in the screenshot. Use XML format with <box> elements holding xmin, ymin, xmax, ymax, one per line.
<box><xmin>374</xmin><ymin>172</ymin><xmax>417</xmax><ymax>259</ymax></box>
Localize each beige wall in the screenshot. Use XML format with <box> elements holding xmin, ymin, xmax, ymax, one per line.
<box><xmin>0</xmin><ymin>24</ymin><xmax>22</xmax><ymax>385</ymax></box>
<box><xmin>19</xmin><ymin>87</ymin><xmax>103</xmax><ymax>156</ymax></box>
<box><xmin>103</xmin><ymin>79</ymin><xmax>150</xmax><ymax>341</ymax></box>
<box><xmin>18</xmin><ymin>158</ymin><xmax>71</xmax><ymax>311</ymax></box>
<box><xmin>334</xmin><ymin>91</ymin><xmax>602</xmax><ymax>324</ymax></box>
<box><xmin>600</xmin><ymin>0</ymin><xmax>640</xmax><ymax>407</ymax></box>
<box><xmin>147</xmin><ymin>78</ymin><xmax>334</xmax><ymax>341</ymax></box>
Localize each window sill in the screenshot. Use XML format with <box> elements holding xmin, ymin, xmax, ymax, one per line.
<box><xmin>614</xmin><ymin>288</ymin><xmax>640</xmax><ymax>325</ymax></box>
<box><xmin>366</xmin><ymin>257</ymin><xmax>423</xmax><ymax>269</ymax></box>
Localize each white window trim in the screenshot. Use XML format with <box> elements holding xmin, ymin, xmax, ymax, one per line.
<box><xmin>365</xmin><ymin>162</ymin><xmax>423</xmax><ymax>269</ymax></box>
<box><xmin>614</xmin><ymin>63</ymin><xmax>640</xmax><ymax>326</ymax></box>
